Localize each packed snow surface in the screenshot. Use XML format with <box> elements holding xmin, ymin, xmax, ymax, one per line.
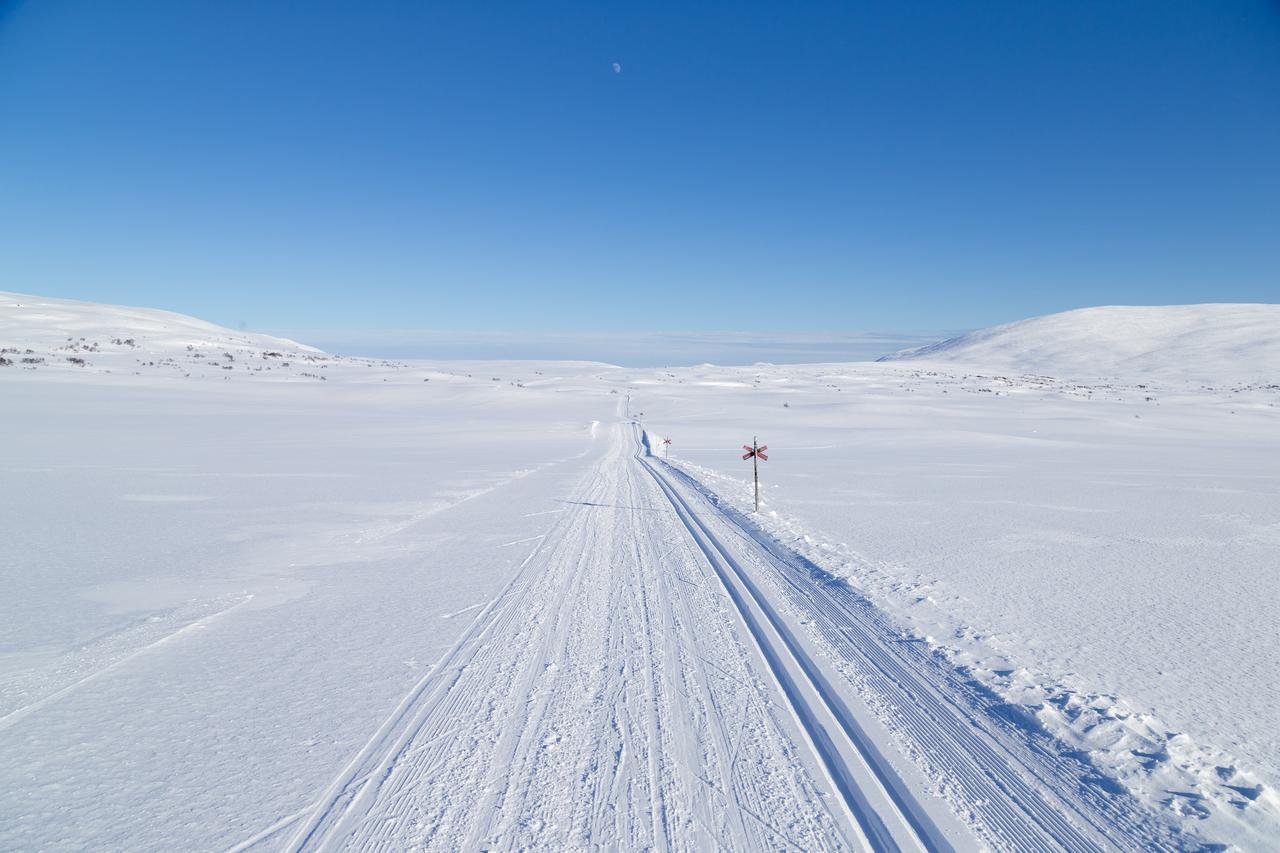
<box><xmin>879</xmin><ymin>303</ymin><xmax>1280</xmax><ymax>384</ymax></box>
<box><xmin>3</xmin><ymin>292</ymin><xmax>1278</xmax><ymax>851</ymax></box>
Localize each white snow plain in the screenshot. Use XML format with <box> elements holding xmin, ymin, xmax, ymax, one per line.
<box><xmin>2</xmin><ymin>292</ymin><xmax>1278</xmax><ymax>851</ymax></box>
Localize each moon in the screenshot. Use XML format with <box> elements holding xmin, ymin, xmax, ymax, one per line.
<box><xmin>612</xmin><ymin>62</ymin><xmax>622</xmax><ymax>74</ymax></box>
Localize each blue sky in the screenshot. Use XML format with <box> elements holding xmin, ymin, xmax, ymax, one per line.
<box><xmin>1</xmin><ymin>1</ymin><xmax>1277</xmax><ymax>358</ymax></box>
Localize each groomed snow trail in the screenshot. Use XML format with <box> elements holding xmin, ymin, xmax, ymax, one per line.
<box><xmin>648</xmin><ymin>442</ymin><xmax>1191</xmax><ymax>852</ymax></box>
<box><xmin>278</xmin><ymin>419</ymin><xmax>1184</xmax><ymax>852</ymax></box>
<box><xmin>283</xmin><ymin>423</ymin><xmax>861</xmax><ymax>851</ymax></box>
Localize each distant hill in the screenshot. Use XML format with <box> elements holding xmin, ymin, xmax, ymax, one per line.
<box><xmin>878</xmin><ymin>304</ymin><xmax>1280</xmax><ymax>384</ymax></box>
<box><xmin>0</xmin><ymin>292</ymin><xmax>612</xmax><ymax>384</ymax></box>
<box><xmin>0</xmin><ymin>291</ymin><xmax>323</xmax><ymax>378</ymax></box>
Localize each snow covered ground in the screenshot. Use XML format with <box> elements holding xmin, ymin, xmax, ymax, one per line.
<box><xmin>639</xmin><ymin>360</ymin><xmax>1279</xmax><ymax>848</ymax></box>
<box><xmin>2</xmin><ymin>293</ymin><xmax>1277</xmax><ymax>850</ymax></box>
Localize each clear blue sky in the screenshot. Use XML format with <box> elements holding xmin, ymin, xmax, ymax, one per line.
<box><xmin>1</xmin><ymin>1</ymin><xmax>1277</xmax><ymax>341</ymax></box>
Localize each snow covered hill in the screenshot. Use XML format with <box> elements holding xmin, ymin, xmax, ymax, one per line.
<box><xmin>0</xmin><ymin>291</ymin><xmax>325</xmax><ymax>379</ymax></box>
<box><xmin>0</xmin><ymin>291</ymin><xmax>617</xmax><ymax>385</ymax></box>
<box><xmin>879</xmin><ymin>304</ymin><xmax>1280</xmax><ymax>385</ymax></box>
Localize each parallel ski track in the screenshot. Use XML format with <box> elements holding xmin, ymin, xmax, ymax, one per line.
<box><xmin>271</xmin><ymin>415</ymin><xmax>1186</xmax><ymax>853</ymax></box>
<box><xmin>651</xmin><ymin>432</ymin><xmax>1190</xmax><ymax>852</ymax></box>
<box><xmin>637</xmin><ymin>427</ymin><xmax>943</xmax><ymax>853</ymax></box>
<box><xmin>278</xmin><ymin>423</ymin><xmax>859</xmax><ymax>852</ymax></box>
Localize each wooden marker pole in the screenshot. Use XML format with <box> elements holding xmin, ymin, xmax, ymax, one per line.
<box><xmin>753</xmin><ymin>437</ymin><xmax>759</xmax><ymax>511</ymax></box>
<box><xmin>741</xmin><ymin>438</ymin><xmax>768</xmax><ymax>513</ymax></box>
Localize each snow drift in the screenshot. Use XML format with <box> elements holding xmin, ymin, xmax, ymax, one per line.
<box><xmin>878</xmin><ymin>304</ymin><xmax>1280</xmax><ymax>384</ymax></box>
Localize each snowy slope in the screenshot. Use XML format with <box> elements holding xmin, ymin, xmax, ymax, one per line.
<box><xmin>879</xmin><ymin>304</ymin><xmax>1280</xmax><ymax>384</ymax></box>
<box><xmin>0</xmin><ymin>291</ymin><xmax>323</xmax><ymax>372</ymax></box>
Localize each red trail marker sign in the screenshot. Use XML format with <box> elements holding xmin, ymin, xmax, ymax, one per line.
<box><xmin>662</xmin><ymin>437</ymin><xmax>672</xmax><ymax>458</ymax></box>
<box><xmin>742</xmin><ymin>438</ymin><xmax>767</xmax><ymax>512</ymax></box>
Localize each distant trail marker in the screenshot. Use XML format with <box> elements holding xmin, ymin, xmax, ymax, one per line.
<box><xmin>662</xmin><ymin>438</ymin><xmax>672</xmax><ymax>458</ymax></box>
<box><xmin>742</xmin><ymin>437</ymin><xmax>768</xmax><ymax>512</ymax></box>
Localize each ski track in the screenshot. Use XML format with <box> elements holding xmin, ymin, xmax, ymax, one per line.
<box><xmin>0</xmin><ymin>594</ymin><xmax>255</xmax><ymax>733</ymax></box>
<box><xmin>654</xmin><ymin>447</ymin><xmax>1194</xmax><ymax>852</ymax></box>
<box><xmin>276</xmin><ymin>422</ymin><xmax>853</xmax><ymax>852</ymax></box>
<box><xmin>262</xmin><ymin>417</ymin><xmax>1187</xmax><ymax>852</ymax></box>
